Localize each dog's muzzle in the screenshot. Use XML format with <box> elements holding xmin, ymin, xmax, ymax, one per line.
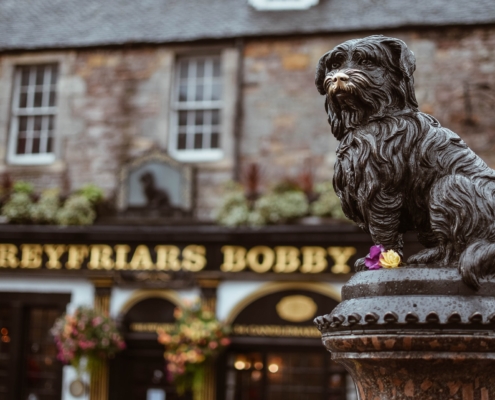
<box><xmin>324</xmin><ymin>72</ymin><xmax>350</xmax><ymax>94</ymax></box>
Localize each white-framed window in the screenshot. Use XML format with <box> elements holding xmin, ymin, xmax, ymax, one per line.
<box><xmin>170</xmin><ymin>55</ymin><xmax>223</xmax><ymax>162</ymax></box>
<box><xmin>248</xmin><ymin>0</ymin><xmax>319</xmax><ymax>10</ymax></box>
<box><xmin>8</xmin><ymin>64</ymin><xmax>58</xmax><ymax>165</ymax></box>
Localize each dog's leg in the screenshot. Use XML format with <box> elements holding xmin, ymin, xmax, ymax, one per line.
<box><xmin>355</xmin><ymin>192</ymin><xmax>404</xmax><ymax>271</ymax></box>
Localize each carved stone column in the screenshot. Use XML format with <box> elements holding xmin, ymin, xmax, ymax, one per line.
<box><xmin>90</xmin><ymin>277</ymin><xmax>113</xmax><ymax>400</ymax></box>
<box><xmin>198</xmin><ymin>279</ymin><xmax>220</xmax><ymax>400</ymax></box>
<box><xmin>315</xmin><ymin>267</ymin><xmax>495</xmax><ymax>399</ymax></box>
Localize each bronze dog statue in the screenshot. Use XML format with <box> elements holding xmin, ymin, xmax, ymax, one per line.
<box><xmin>315</xmin><ymin>35</ymin><xmax>495</xmax><ymax>289</ymax></box>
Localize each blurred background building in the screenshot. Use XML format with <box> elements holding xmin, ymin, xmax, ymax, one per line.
<box><xmin>0</xmin><ymin>0</ymin><xmax>494</xmax><ymax>399</ymax></box>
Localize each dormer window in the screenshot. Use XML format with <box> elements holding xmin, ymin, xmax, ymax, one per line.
<box><xmin>248</xmin><ymin>0</ymin><xmax>319</xmax><ymax>10</ymax></box>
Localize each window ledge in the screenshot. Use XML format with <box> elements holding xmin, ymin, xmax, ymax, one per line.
<box><xmin>169</xmin><ymin>149</ymin><xmax>224</xmax><ymax>163</ymax></box>
<box><xmin>248</xmin><ymin>0</ymin><xmax>319</xmax><ymax>10</ymax></box>
<box><xmin>7</xmin><ymin>154</ymin><xmax>56</xmax><ymax>166</ymax></box>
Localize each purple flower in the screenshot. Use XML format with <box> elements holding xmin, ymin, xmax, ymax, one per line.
<box><xmin>365</xmin><ymin>245</ymin><xmax>385</xmax><ymax>270</ymax></box>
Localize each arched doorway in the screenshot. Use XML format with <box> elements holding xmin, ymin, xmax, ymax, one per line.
<box><xmin>109</xmin><ymin>292</ymin><xmax>188</xmax><ymax>400</ymax></box>
<box><xmin>218</xmin><ymin>283</ymin><xmax>356</xmax><ymax>400</ymax></box>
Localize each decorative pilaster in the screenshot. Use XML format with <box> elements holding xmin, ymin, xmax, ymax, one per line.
<box><xmin>198</xmin><ymin>279</ymin><xmax>220</xmax><ymax>400</ymax></box>
<box><xmin>89</xmin><ymin>277</ymin><xmax>113</xmax><ymax>400</ymax></box>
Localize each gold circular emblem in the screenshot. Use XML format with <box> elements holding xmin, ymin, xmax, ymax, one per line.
<box><xmin>276</xmin><ymin>295</ymin><xmax>318</xmax><ymax>322</ymax></box>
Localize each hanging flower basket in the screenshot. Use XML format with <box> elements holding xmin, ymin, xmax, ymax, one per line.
<box><xmin>157</xmin><ymin>301</ymin><xmax>230</xmax><ymax>398</ymax></box>
<box><xmin>51</xmin><ymin>306</ymin><xmax>126</xmax><ymax>374</ymax></box>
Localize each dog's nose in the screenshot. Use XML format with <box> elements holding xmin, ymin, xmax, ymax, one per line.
<box><xmin>332</xmin><ymin>72</ymin><xmax>349</xmax><ymax>83</ymax></box>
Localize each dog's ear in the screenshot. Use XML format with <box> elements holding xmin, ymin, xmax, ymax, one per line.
<box><xmin>379</xmin><ymin>37</ymin><xmax>419</xmax><ymax>110</ymax></box>
<box><xmin>315</xmin><ymin>50</ymin><xmax>332</xmax><ymax>95</ymax></box>
<box><xmin>380</xmin><ymin>37</ymin><xmax>416</xmax><ymax>81</ymax></box>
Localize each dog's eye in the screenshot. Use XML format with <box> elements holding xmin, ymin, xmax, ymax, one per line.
<box><xmin>359</xmin><ymin>59</ymin><xmax>374</xmax><ymax>67</ymax></box>
<box><xmin>331</xmin><ymin>62</ymin><xmax>341</xmax><ymax>69</ymax></box>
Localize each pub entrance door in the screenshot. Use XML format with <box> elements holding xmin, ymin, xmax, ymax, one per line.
<box><xmin>109</xmin><ymin>294</ymin><xmax>188</xmax><ymax>400</ymax></box>
<box><xmin>109</xmin><ymin>340</ymin><xmax>188</xmax><ymax>400</ymax></box>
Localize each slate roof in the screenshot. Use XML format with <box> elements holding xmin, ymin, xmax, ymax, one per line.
<box><xmin>1</xmin><ymin>0</ymin><xmax>495</xmax><ymax>51</ymax></box>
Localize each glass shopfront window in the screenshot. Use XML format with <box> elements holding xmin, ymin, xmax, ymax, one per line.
<box><xmin>225</xmin><ymin>349</ymin><xmax>348</xmax><ymax>400</ymax></box>
<box><xmin>0</xmin><ymin>293</ymin><xmax>70</xmax><ymax>400</ymax></box>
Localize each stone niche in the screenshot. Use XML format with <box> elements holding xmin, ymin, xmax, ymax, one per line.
<box><xmin>117</xmin><ymin>152</ymin><xmax>194</xmax><ymax>220</ymax></box>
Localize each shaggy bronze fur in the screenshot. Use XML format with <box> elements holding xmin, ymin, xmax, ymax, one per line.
<box><xmin>315</xmin><ymin>35</ymin><xmax>495</xmax><ymax>289</ymax></box>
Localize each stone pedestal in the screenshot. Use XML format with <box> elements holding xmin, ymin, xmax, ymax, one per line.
<box><xmin>315</xmin><ymin>267</ymin><xmax>495</xmax><ymax>400</ymax></box>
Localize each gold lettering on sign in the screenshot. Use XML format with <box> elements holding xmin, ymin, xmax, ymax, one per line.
<box><xmin>88</xmin><ymin>245</ymin><xmax>114</xmax><ymax>270</ymax></box>
<box><xmin>44</xmin><ymin>245</ymin><xmax>66</xmax><ymax>269</ymax></box>
<box><xmin>233</xmin><ymin>324</ymin><xmax>321</xmax><ymax>338</ymax></box>
<box><xmin>220</xmin><ymin>246</ymin><xmax>247</xmax><ymax>272</ymax></box>
<box><xmin>182</xmin><ymin>245</ymin><xmax>206</xmax><ymax>272</ymax></box>
<box><xmin>129</xmin><ymin>245</ymin><xmax>154</xmax><ymax>270</ymax></box>
<box><xmin>155</xmin><ymin>245</ymin><xmax>181</xmax><ymax>271</ymax></box>
<box><xmin>246</xmin><ymin>246</ymin><xmax>274</xmax><ymax>273</ymax></box>
<box><xmin>130</xmin><ymin>323</ymin><xmax>175</xmax><ymax>333</ymax></box>
<box><xmin>20</xmin><ymin>244</ymin><xmax>42</xmax><ymax>269</ymax></box>
<box><xmin>328</xmin><ymin>246</ymin><xmax>356</xmax><ymax>274</ymax></box>
<box><xmin>300</xmin><ymin>246</ymin><xmax>328</xmax><ymax>273</ymax></box>
<box><xmin>0</xmin><ymin>244</ymin><xmax>18</xmax><ymax>268</ymax></box>
<box><xmin>274</xmin><ymin>246</ymin><xmax>300</xmax><ymax>273</ymax></box>
<box><xmin>114</xmin><ymin>245</ymin><xmax>130</xmax><ymax>270</ymax></box>
<box><xmin>66</xmin><ymin>245</ymin><xmax>89</xmax><ymax>270</ymax></box>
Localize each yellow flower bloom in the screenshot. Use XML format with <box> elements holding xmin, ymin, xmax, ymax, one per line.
<box><xmin>379</xmin><ymin>250</ymin><xmax>401</xmax><ymax>269</ymax></box>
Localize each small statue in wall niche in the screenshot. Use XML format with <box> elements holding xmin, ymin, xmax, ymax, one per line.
<box><xmin>315</xmin><ymin>35</ymin><xmax>495</xmax><ymax>289</ymax></box>
<box><xmin>139</xmin><ymin>171</ymin><xmax>171</xmax><ymax>210</ymax></box>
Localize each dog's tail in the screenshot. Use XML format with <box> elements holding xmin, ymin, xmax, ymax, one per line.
<box><xmin>459</xmin><ymin>239</ymin><xmax>495</xmax><ymax>290</ymax></box>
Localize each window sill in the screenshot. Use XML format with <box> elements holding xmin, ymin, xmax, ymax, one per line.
<box><xmin>7</xmin><ymin>154</ymin><xmax>57</xmax><ymax>166</ymax></box>
<box><xmin>169</xmin><ymin>149</ymin><xmax>224</xmax><ymax>163</ymax></box>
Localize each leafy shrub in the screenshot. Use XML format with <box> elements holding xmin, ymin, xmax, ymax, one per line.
<box><xmin>31</xmin><ymin>189</ymin><xmax>60</xmax><ymax>224</ymax></box>
<box><xmin>12</xmin><ymin>181</ymin><xmax>34</xmax><ymax>195</ymax></box>
<box><xmin>310</xmin><ymin>182</ymin><xmax>346</xmax><ymax>219</ymax></box>
<box><xmin>214</xmin><ymin>183</ymin><xmax>251</xmax><ymax>227</ymax></box>
<box><xmin>56</xmin><ymin>195</ymin><xmax>96</xmax><ymax>226</ymax></box>
<box><xmin>1</xmin><ymin>192</ymin><xmax>33</xmax><ymax>223</ymax></box>
<box><xmin>253</xmin><ymin>190</ymin><xmax>309</xmax><ymax>225</ymax></box>
<box><xmin>76</xmin><ymin>184</ymin><xmax>104</xmax><ymax>205</ymax></box>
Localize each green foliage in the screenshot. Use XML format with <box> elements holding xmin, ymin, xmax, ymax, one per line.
<box><xmin>12</xmin><ymin>181</ymin><xmax>34</xmax><ymax>195</ymax></box>
<box><xmin>1</xmin><ymin>192</ymin><xmax>33</xmax><ymax>223</ymax></box>
<box><xmin>76</xmin><ymin>184</ymin><xmax>104</xmax><ymax>205</ymax></box>
<box><xmin>310</xmin><ymin>182</ymin><xmax>347</xmax><ymax>219</ymax></box>
<box><xmin>215</xmin><ymin>180</ymin><xmax>351</xmax><ymax>227</ymax></box>
<box><xmin>214</xmin><ymin>183</ymin><xmax>250</xmax><ymax>227</ymax></box>
<box><xmin>215</xmin><ymin>181</ymin><xmax>310</xmax><ymax>227</ymax></box>
<box><xmin>31</xmin><ymin>189</ymin><xmax>60</xmax><ymax>224</ymax></box>
<box><xmin>56</xmin><ymin>195</ymin><xmax>96</xmax><ymax>226</ymax></box>
<box><xmin>253</xmin><ymin>190</ymin><xmax>309</xmax><ymax>225</ymax></box>
<box><xmin>0</xmin><ymin>181</ymin><xmax>104</xmax><ymax>226</ymax></box>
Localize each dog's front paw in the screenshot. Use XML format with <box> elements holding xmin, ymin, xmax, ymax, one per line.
<box><xmin>354</xmin><ymin>257</ymin><xmax>367</xmax><ymax>271</ymax></box>
<box><xmin>407</xmin><ymin>247</ymin><xmax>443</xmax><ymax>265</ymax></box>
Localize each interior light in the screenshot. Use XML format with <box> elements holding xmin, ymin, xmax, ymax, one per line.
<box><xmin>0</xmin><ymin>328</ymin><xmax>7</xmax><ymax>336</ymax></box>
<box><xmin>268</xmin><ymin>363</ymin><xmax>279</xmax><ymax>373</ymax></box>
<box><xmin>234</xmin><ymin>361</ymin><xmax>246</xmax><ymax>370</ymax></box>
<box><xmin>254</xmin><ymin>361</ymin><xmax>263</xmax><ymax>370</ymax></box>
<box><xmin>251</xmin><ymin>370</ymin><xmax>262</xmax><ymax>381</ymax></box>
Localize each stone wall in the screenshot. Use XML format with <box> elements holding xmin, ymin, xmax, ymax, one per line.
<box><xmin>0</xmin><ymin>25</ymin><xmax>493</xmax><ymax>220</ymax></box>
<box><xmin>240</xmin><ymin>26</ymin><xmax>495</xmax><ymax>187</ymax></box>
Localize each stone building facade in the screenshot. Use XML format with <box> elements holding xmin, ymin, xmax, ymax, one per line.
<box><xmin>0</xmin><ymin>2</ymin><xmax>494</xmax><ymax>399</ymax></box>
<box><xmin>0</xmin><ymin>23</ymin><xmax>495</xmax><ymax>219</ymax></box>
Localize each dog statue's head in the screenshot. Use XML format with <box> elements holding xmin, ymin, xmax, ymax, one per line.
<box><xmin>315</xmin><ymin>35</ymin><xmax>419</xmax><ymax>140</ymax></box>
